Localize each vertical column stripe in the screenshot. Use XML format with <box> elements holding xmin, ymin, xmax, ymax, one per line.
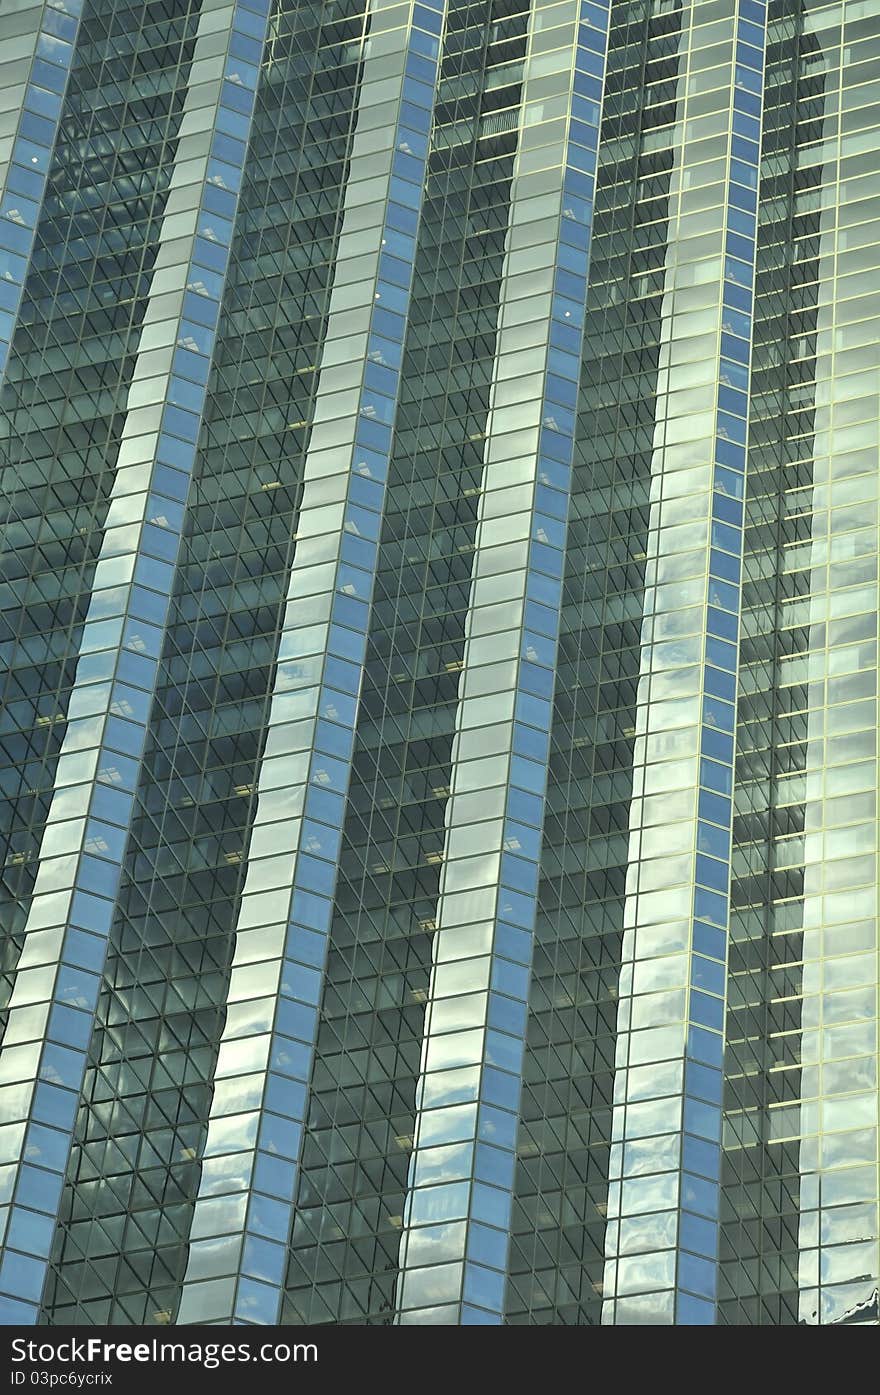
<box><xmin>396</xmin><ymin>0</ymin><xmax>610</xmax><ymax>1327</ymax></box>
<box><xmin>677</xmin><ymin>0</ymin><xmax>765</xmax><ymax>1323</ymax></box>
<box><xmin>602</xmin><ymin>0</ymin><xmax>766</xmax><ymax>1327</ymax></box>
<box><xmin>0</xmin><ymin>0</ymin><xmax>273</xmax><ymax>1326</ymax></box>
<box><xmin>0</xmin><ymin>0</ymin><xmax>84</xmax><ymax>382</ymax></box>
<box><xmin>177</xmin><ymin>0</ymin><xmax>447</xmax><ymax>1328</ymax></box>
<box><xmin>798</xmin><ymin>2</ymin><xmax>880</xmax><ymax>1324</ymax></box>
<box><xmin>600</xmin><ymin>24</ymin><xmax>694</xmax><ymax>1321</ymax></box>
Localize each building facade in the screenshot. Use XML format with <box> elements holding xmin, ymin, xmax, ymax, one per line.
<box><xmin>0</xmin><ymin>0</ymin><xmax>877</xmax><ymax>1327</ymax></box>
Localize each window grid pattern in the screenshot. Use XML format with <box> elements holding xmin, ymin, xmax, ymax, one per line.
<box><xmin>0</xmin><ymin>0</ymin><xmax>84</xmax><ymax>382</ymax></box>
<box><xmin>0</xmin><ymin>0</ymin><xmax>878</xmax><ymax>1332</ymax></box>
<box><xmin>722</xmin><ymin>0</ymin><xmax>880</xmax><ymax>1328</ymax></box>
<box><xmin>721</xmin><ymin>0</ymin><xmax>822</xmax><ymax>1326</ymax></box>
<box><xmin>601</xmin><ymin>0</ymin><xmax>766</xmax><ymax>1326</ymax></box>
<box><xmin>178</xmin><ymin>0</ymin><xmax>447</xmax><ymax>1328</ymax></box>
<box><xmin>396</xmin><ymin>0</ymin><xmax>610</xmax><ymax>1326</ymax></box>
<box><xmin>506</xmin><ymin>0</ymin><xmax>685</xmax><ymax>1325</ymax></box>
<box><xmin>40</xmin><ymin>0</ymin><xmax>377</xmax><ymax>1328</ymax></box>
<box><xmin>281</xmin><ymin>0</ymin><xmax>529</xmax><ymax>1328</ymax></box>
<box><xmin>0</xmin><ymin>0</ymin><xmax>272</xmax><ymax>1323</ymax></box>
<box><xmin>2</xmin><ymin>0</ymin><xmax>209</xmax><ymax>1315</ymax></box>
<box><xmin>677</xmin><ymin>0</ymin><xmax>766</xmax><ymax>1323</ymax></box>
<box><xmin>0</xmin><ymin>0</ymin><xmax>205</xmax><ymax>994</ymax></box>
<box><xmin>794</xmin><ymin>0</ymin><xmax>880</xmax><ymax>1326</ymax></box>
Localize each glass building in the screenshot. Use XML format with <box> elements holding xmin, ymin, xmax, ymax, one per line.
<box><xmin>0</xmin><ymin>0</ymin><xmax>878</xmax><ymax>1329</ymax></box>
